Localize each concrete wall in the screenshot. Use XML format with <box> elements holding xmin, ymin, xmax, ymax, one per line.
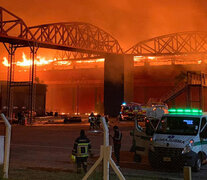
<box><xmin>104</xmin><ymin>54</ymin><xmax>124</xmax><ymax>117</ymax></box>
<box><xmin>104</xmin><ymin>54</ymin><xmax>134</xmax><ymax>117</ymax></box>
<box><xmin>124</xmin><ymin>55</ymin><xmax>134</xmax><ymax>103</ymax></box>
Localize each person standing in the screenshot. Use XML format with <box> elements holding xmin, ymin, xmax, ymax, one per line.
<box><xmin>89</xmin><ymin>112</ymin><xmax>95</xmax><ymax>130</ymax></box>
<box><xmin>72</xmin><ymin>130</ymin><xmax>91</xmax><ymax>173</ymax></box>
<box><xmin>111</xmin><ymin>126</ymin><xmax>122</xmax><ymax>166</ymax></box>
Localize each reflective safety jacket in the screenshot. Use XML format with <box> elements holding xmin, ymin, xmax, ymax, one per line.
<box><xmin>72</xmin><ymin>136</ymin><xmax>91</xmax><ymax>157</ymax></box>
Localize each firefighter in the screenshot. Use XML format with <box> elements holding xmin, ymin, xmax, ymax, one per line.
<box><xmin>95</xmin><ymin>114</ymin><xmax>101</xmax><ymax>129</ymax></box>
<box><xmin>72</xmin><ymin>130</ymin><xmax>91</xmax><ymax>173</ymax></box>
<box><xmin>111</xmin><ymin>126</ymin><xmax>122</xmax><ymax>167</ymax></box>
<box><xmin>89</xmin><ymin>112</ymin><xmax>95</xmax><ymax>130</ymax></box>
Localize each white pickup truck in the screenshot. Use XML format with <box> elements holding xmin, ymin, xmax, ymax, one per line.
<box><xmin>131</xmin><ymin>108</ymin><xmax>207</xmax><ymax>172</ymax></box>
<box><xmin>149</xmin><ymin>109</ymin><xmax>207</xmax><ymax>171</ymax></box>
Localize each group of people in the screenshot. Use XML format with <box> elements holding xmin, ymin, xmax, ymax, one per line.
<box><xmin>88</xmin><ymin>112</ymin><xmax>109</xmax><ymax>130</ymax></box>
<box><xmin>17</xmin><ymin>111</ymin><xmax>26</xmax><ymax>125</ymax></box>
<box><xmin>72</xmin><ymin>123</ymin><xmax>122</xmax><ymax>174</ymax></box>
<box><xmin>88</xmin><ymin>112</ymin><xmax>101</xmax><ymax>130</ymax></box>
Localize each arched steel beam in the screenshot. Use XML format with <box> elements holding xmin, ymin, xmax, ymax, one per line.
<box><xmin>126</xmin><ymin>31</ymin><xmax>207</xmax><ymax>56</ymax></box>
<box><xmin>0</xmin><ymin>7</ymin><xmax>123</xmax><ymax>54</ymax></box>
<box><xmin>54</xmin><ymin>51</ymin><xmax>103</xmax><ymax>61</ymax></box>
<box><xmin>28</xmin><ymin>22</ymin><xmax>123</xmax><ymax>54</ymax></box>
<box><xmin>0</xmin><ymin>7</ymin><xmax>34</xmax><ymax>43</ymax></box>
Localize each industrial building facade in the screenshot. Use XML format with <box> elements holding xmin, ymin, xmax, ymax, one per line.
<box><xmin>0</xmin><ymin>81</ymin><xmax>47</xmax><ymax>116</ymax></box>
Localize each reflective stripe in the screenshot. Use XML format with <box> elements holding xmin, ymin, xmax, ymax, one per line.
<box><xmin>78</xmin><ymin>143</ymin><xmax>89</xmax><ymax>145</ymax></box>
<box><xmin>77</xmin><ymin>143</ymin><xmax>89</xmax><ymax>157</ymax></box>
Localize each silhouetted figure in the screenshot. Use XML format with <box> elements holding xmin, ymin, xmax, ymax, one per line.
<box><xmin>89</xmin><ymin>112</ymin><xmax>95</xmax><ymax>130</ymax></box>
<box><xmin>111</xmin><ymin>126</ymin><xmax>122</xmax><ymax>166</ymax></box>
<box><xmin>17</xmin><ymin>111</ymin><xmax>25</xmax><ymax>125</ymax></box>
<box><xmin>95</xmin><ymin>114</ymin><xmax>101</xmax><ymax>129</ymax></box>
<box><xmin>72</xmin><ymin>130</ymin><xmax>91</xmax><ymax>173</ymax></box>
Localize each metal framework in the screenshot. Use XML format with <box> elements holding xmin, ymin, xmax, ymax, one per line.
<box><xmin>2</xmin><ymin>6</ymin><xmax>207</xmax><ymax>121</ymax></box>
<box><xmin>126</xmin><ymin>31</ymin><xmax>207</xmax><ymax>56</ymax></box>
<box><xmin>0</xmin><ymin>7</ymin><xmax>123</xmax><ymax>55</ymax></box>
<box><xmin>54</xmin><ymin>51</ymin><xmax>103</xmax><ymax>61</ymax></box>
<box><xmin>28</xmin><ymin>22</ymin><xmax>123</xmax><ymax>54</ymax></box>
<box><xmin>3</xmin><ymin>43</ymin><xmax>16</xmax><ymax>121</ymax></box>
<box><xmin>0</xmin><ymin>6</ymin><xmax>123</xmax><ymax>123</ymax></box>
<box><xmin>161</xmin><ymin>71</ymin><xmax>207</xmax><ymax>109</ymax></box>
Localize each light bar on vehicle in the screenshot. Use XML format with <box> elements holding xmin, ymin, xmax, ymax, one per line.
<box><xmin>168</xmin><ymin>108</ymin><xmax>202</xmax><ymax>115</ymax></box>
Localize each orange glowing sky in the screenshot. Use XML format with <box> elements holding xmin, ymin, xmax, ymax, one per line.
<box><xmin>1</xmin><ymin>0</ymin><xmax>207</xmax><ymax>50</ymax></box>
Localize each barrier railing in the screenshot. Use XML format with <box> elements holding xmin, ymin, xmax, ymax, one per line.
<box><xmin>83</xmin><ymin>117</ymin><xmax>125</xmax><ymax>180</ymax></box>
<box><xmin>0</xmin><ymin>113</ymin><xmax>11</xmax><ymax>179</ymax></box>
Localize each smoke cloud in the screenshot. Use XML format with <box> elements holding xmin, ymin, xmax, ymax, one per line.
<box><xmin>1</xmin><ymin>0</ymin><xmax>207</xmax><ymax>50</ymax></box>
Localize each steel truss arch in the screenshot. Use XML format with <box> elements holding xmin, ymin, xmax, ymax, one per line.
<box><xmin>0</xmin><ymin>7</ymin><xmax>123</xmax><ymax>54</ymax></box>
<box><xmin>54</xmin><ymin>51</ymin><xmax>103</xmax><ymax>61</ymax></box>
<box><xmin>0</xmin><ymin>7</ymin><xmax>34</xmax><ymax>41</ymax></box>
<box><xmin>126</xmin><ymin>31</ymin><xmax>207</xmax><ymax>56</ymax></box>
<box><xmin>27</xmin><ymin>22</ymin><xmax>123</xmax><ymax>54</ymax></box>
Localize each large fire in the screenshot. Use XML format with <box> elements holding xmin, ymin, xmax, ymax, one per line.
<box><xmin>2</xmin><ymin>53</ymin><xmax>104</xmax><ymax>68</ymax></box>
<box><xmin>2</xmin><ymin>53</ymin><xmax>68</xmax><ymax>67</ymax></box>
<box><xmin>2</xmin><ymin>53</ymin><xmax>205</xmax><ymax>69</ymax></box>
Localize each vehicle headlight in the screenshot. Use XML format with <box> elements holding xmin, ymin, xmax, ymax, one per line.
<box><xmin>182</xmin><ymin>139</ymin><xmax>194</xmax><ymax>154</ymax></box>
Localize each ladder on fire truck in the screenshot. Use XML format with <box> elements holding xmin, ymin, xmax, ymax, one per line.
<box><xmin>161</xmin><ymin>71</ymin><xmax>207</xmax><ymax>109</ymax></box>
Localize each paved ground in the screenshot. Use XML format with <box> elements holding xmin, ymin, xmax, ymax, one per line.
<box><xmin>2</xmin><ymin>117</ymin><xmax>207</xmax><ymax>179</ymax></box>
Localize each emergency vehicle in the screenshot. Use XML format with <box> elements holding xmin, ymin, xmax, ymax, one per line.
<box><xmin>149</xmin><ymin>108</ymin><xmax>207</xmax><ymax>171</ymax></box>
<box><xmin>130</xmin><ymin>104</ymin><xmax>168</xmax><ymax>162</ymax></box>
<box><xmin>119</xmin><ymin>102</ymin><xmax>145</xmax><ymax>121</ymax></box>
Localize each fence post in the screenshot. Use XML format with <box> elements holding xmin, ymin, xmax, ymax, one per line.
<box><xmin>1</xmin><ymin>113</ymin><xmax>11</xmax><ymax>179</ymax></box>
<box><xmin>183</xmin><ymin>166</ymin><xmax>192</xmax><ymax>180</ymax></box>
<box><xmin>82</xmin><ymin>117</ymin><xmax>125</xmax><ymax>180</ymax></box>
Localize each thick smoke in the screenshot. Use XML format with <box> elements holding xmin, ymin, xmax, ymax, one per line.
<box><xmin>1</xmin><ymin>0</ymin><xmax>207</xmax><ymax>112</ymax></box>
<box><xmin>1</xmin><ymin>0</ymin><xmax>207</xmax><ymax>50</ymax></box>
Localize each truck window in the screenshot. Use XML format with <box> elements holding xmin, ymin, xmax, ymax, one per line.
<box><xmin>200</xmin><ymin>125</ymin><xmax>207</xmax><ymax>139</ymax></box>
<box><xmin>133</xmin><ymin>106</ymin><xmax>141</xmax><ymax>111</ymax></box>
<box><xmin>156</xmin><ymin>116</ymin><xmax>200</xmax><ymax>135</ymax></box>
<box><xmin>201</xmin><ymin>117</ymin><xmax>206</xmax><ymax>131</ymax></box>
<box><xmin>122</xmin><ymin>106</ymin><xmax>129</xmax><ymax>110</ymax></box>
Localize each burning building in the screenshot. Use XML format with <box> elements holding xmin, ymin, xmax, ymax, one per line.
<box><xmin>1</xmin><ymin>50</ymin><xmax>207</xmax><ymax>116</ymax></box>
<box><xmin>0</xmin><ymin>81</ymin><xmax>47</xmax><ymax>116</ymax></box>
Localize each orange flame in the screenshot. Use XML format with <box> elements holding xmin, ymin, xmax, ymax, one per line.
<box><xmin>76</xmin><ymin>59</ymin><xmax>104</xmax><ymax>63</ymax></box>
<box><xmin>2</xmin><ymin>53</ymin><xmax>56</xmax><ymax>67</ymax></box>
<box><xmin>3</xmin><ymin>57</ymin><xmax>10</xmax><ymax>67</ymax></box>
<box><xmin>2</xmin><ymin>53</ymin><xmax>105</xmax><ymax>68</ymax></box>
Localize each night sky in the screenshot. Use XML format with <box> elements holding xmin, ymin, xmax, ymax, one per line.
<box><xmin>1</xmin><ymin>0</ymin><xmax>207</xmax><ymax>50</ymax></box>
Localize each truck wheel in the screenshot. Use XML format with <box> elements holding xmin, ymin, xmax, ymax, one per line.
<box><xmin>193</xmin><ymin>157</ymin><xmax>201</xmax><ymax>172</ymax></box>
<box><xmin>134</xmin><ymin>154</ymin><xmax>141</xmax><ymax>162</ymax></box>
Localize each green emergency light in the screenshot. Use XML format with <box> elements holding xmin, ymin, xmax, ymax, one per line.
<box><xmin>168</xmin><ymin>108</ymin><xmax>202</xmax><ymax>115</ymax></box>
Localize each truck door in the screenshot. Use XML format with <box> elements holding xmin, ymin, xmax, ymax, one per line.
<box><xmin>134</xmin><ymin>119</ymin><xmax>151</xmax><ymax>157</ymax></box>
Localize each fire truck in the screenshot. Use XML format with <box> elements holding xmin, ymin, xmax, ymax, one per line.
<box><xmin>119</xmin><ymin>102</ymin><xmax>146</xmax><ymax>121</ymax></box>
